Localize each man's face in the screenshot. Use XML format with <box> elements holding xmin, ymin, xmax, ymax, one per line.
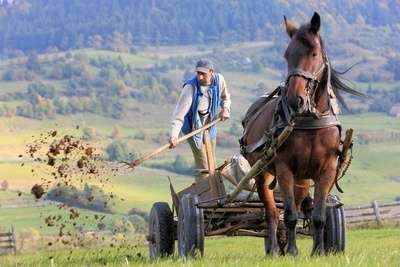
<box><xmin>196</xmin><ymin>70</ymin><xmax>213</xmax><ymax>86</ymax></box>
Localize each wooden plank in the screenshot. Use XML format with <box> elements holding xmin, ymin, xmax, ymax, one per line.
<box><xmin>203</xmin><ymin>130</ymin><xmax>215</xmax><ymax>174</ymax></box>
<box><xmin>379</xmin><ymin>202</ymin><xmax>400</xmax><ymax>208</ymax></box>
<box><xmin>0</xmin><ymin>246</ymin><xmax>15</xmax><ymax>249</ymax></box>
<box><xmin>0</xmin><ymin>233</ymin><xmax>12</xmax><ymax>237</ymax></box>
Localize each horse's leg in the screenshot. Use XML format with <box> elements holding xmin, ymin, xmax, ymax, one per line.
<box><xmin>276</xmin><ymin>165</ymin><xmax>298</xmax><ymax>256</ymax></box>
<box><xmin>256</xmin><ymin>172</ymin><xmax>280</xmax><ymax>256</ymax></box>
<box><xmin>311</xmin><ymin>168</ymin><xmax>336</xmax><ymax>256</ymax></box>
<box><xmin>294</xmin><ymin>180</ymin><xmax>311</xmax><ymax>217</ymax></box>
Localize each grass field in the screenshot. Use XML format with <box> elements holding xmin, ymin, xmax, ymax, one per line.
<box><xmin>0</xmin><ymin>227</ymin><xmax>398</xmax><ymax>266</ymax></box>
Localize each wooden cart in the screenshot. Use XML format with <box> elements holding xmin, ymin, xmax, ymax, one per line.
<box><xmin>146</xmin><ymin>130</ymin><xmax>346</xmax><ymax>258</ymax></box>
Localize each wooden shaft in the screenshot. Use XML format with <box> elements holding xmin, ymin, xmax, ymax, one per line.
<box><xmin>225</xmin><ymin>124</ymin><xmax>293</xmax><ymax>203</ymax></box>
<box><xmin>336</xmin><ymin>128</ymin><xmax>353</xmax><ymax>177</ymax></box>
<box><xmin>203</xmin><ymin>130</ymin><xmax>215</xmax><ymax>174</ymax></box>
<box><xmin>341</xmin><ymin>128</ymin><xmax>353</xmax><ymax>156</ymax></box>
<box><xmin>132</xmin><ymin>118</ymin><xmax>221</xmax><ymax>167</ymax></box>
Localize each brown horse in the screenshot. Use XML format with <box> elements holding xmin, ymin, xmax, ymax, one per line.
<box><xmin>242</xmin><ymin>12</ymin><xmax>362</xmax><ymax>256</ymax></box>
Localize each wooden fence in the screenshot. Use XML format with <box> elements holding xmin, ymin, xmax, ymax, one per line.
<box><xmin>344</xmin><ymin>201</ymin><xmax>400</xmax><ymax>225</ymax></box>
<box><xmin>0</xmin><ymin>226</ymin><xmax>16</xmax><ymax>255</ymax></box>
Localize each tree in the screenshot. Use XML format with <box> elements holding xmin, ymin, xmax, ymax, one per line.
<box><xmin>105</xmin><ymin>140</ymin><xmax>139</xmax><ymax>162</ymax></box>
<box><xmin>87</xmin><ymin>35</ymin><xmax>103</xmax><ymax>49</ymax></box>
<box><xmin>172</xmin><ymin>155</ymin><xmax>192</xmax><ymax>175</ymax></box>
<box><xmin>26</xmin><ymin>51</ymin><xmax>40</xmax><ymax>72</ymax></box>
<box><xmin>82</xmin><ymin>127</ymin><xmax>97</xmax><ymax>141</ymax></box>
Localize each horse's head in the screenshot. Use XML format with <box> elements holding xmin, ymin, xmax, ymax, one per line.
<box><xmin>284</xmin><ymin>12</ymin><xmax>327</xmax><ymax>115</ymax></box>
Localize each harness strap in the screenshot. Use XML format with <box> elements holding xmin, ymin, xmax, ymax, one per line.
<box><xmin>240</xmin><ymin>86</ymin><xmax>281</xmax><ymax>155</ymax></box>
<box><xmin>292</xmin><ymin>114</ymin><xmax>341</xmax><ymax>130</ymax></box>
<box><xmin>242</xmin><ymin>134</ymin><xmax>269</xmax><ymax>154</ymax></box>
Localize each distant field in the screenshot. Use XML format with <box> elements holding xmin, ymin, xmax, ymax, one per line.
<box><xmin>0</xmin><ymin>113</ymin><xmax>399</xmax><ymax>205</ymax></box>
<box><xmin>0</xmin><ymin>227</ymin><xmax>398</xmax><ymax>266</ymax></box>
<box><xmin>0</xmin><ymin>204</ymin><xmax>122</xmax><ymax>235</ymax></box>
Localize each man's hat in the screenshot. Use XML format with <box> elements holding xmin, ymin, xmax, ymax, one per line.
<box><xmin>195</xmin><ymin>59</ymin><xmax>214</xmax><ymax>73</ymax></box>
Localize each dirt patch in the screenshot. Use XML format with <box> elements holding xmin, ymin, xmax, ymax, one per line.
<box><xmin>31</xmin><ymin>184</ymin><xmax>45</xmax><ymax>199</ymax></box>
<box><xmin>21</xmin><ymin>128</ymin><xmax>136</xmax><ymax>249</ymax></box>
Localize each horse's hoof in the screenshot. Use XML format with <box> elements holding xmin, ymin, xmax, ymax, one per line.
<box><xmin>286</xmin><ymin>246</ymin><xmax>298</xmax><ymax>257</ymax></box>
<box><xmin>311</xmin><ymin>247</ymin><xmax>325</xmax><ymax>257</ymax></box>
<box><xmin>265</xmin><ymin>246</ymin><xmax>281</xmax><ymax>257</ymax></box>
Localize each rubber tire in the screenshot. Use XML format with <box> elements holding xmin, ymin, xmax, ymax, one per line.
<box><xmin>177</xmin><ymin>194</ymin><xmax>204</xmax><ymax>258</ymax></box>
<box><xmin>148</xmin><ymin>202</ymin><xmax>175</xmax><ymax>259</ymax></box>
<box><xmin>324</xmin><ymin>195</ymin><xmax>346</xmax><ymax>253</ymax></box>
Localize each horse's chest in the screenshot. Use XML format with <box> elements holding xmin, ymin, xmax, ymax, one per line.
<box><xmin>278</xmin><ymin>131</ymin><xmax>338</xmax><ymax>178</ymax></box>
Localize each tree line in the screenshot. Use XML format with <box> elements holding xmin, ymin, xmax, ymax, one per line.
<box><xmin>0</xmin><ymin>0</ymin><xmax>399</xmax><ymax>55</ymax></box>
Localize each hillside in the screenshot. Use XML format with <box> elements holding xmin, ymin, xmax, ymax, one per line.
<box><xmin>0</xmin><ymin>0</ymin><xmax>399</xmax><ymax>55</ymax></box>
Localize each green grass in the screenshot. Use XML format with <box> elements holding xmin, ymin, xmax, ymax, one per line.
<box><xmin>0</xmin><ymin>81</ymin><xmax>31</xmax><ymax>94</ymax></box>
<box><xmin>341</xmin><ymin>113</ymin><xmax>400</xmax><ymax>131</ymax></box>
<box><xmin>354</xmin><ymin>81</ymin><xmax>400</xmax><ymax>91</ymax></box>
<box><xmin>0</xmin><ymin>227</ymin><xmax>398</xmax><ymax>266</ymax></box>
<box><xmin>81</xmin><ymin>49</ymin><xmax>155</xmax><ymax>66</ymax></box>
<box><xmin>0</xmin><ymin>205</ymin><xmax>122</xmax><ymax>235</ymax></box>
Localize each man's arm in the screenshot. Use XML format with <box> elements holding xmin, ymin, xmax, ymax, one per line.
<box><xmin>169</xmin><ymin>84</ymin><xmax>193</xmax><ymax>147</ymax></box>
<box><xmin>218</xmin><ymin>74</ymin><xmax>231</xmax><ymax>121</ymax></box>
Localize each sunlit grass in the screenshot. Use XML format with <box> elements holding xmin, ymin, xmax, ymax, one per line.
<box><xmin>0</xmin><ymin>228</ymin><xmax>398</xmax><ymax>266</ymax></box>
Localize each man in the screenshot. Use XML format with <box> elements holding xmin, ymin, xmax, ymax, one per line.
<box><xmin>169</xmin><ymin>59</ymin><xmax>231</xmax><ymax>181</ymax></box>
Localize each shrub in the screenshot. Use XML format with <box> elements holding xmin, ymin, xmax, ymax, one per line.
<box><xmin>82</xmin><ymin>127</ymin><xmax>97</xmax><ymax>141</ymax></box>
<box><xmin>105</xmin><ymin>140</ymin><xmax>140</xmax><ymax>162</ymax></box>
<box><xmin>133</xmin><ymin>130</ymin><xmax>146</xmax><ymax>140</ymax></box>
<box><xmin>148</xmin><ymin>155</ymin><xmax>193</xmax><ymax>175</ymax></box>
<box><xmin>127</xmin><ymin>208</ymin><xmax>149</xmax><ymax>222</ymax></box>
<box><xmin>46</xmin><ymin>184</ymin><xmax>115</xmax><ymax>213</ymax></box>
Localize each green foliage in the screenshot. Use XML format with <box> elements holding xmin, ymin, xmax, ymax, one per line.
<box><xmin>368</xmin><ymin>88</ymin><xmax>400</xmax><ymax>113</ymax></box>
<box><xmin>133</xmin><ymin>130</ymin><xmax>146</xmax><ymax>141</ymax></box>
<box><xmin>173</xmin><ymin>155</ymin><xmax>192</xmax><ymax>175</ymax></box>
<box><xmin>46</xmin><ymin>183</ymin><xmax>115</xmax><ymax>213</ymax></box>
<box><xmin>82</xmin><ymin>127</ymin><xmax>97</xmax><ymax>141</ymax></box>
<box><xmin>1</xmin><ymin>0</ymin><xmax>399</xmax><ymax>54</ymax></box>
<box><xmin>148</xmin><ymin>155</ymin><xmax>193</xmax><ymax>175</ymax></box>
<box><xmin>105</xmin><ymin>140</ymin><xmax>139</xmax><ymax>162</ymax></box>
<box><xmin>127</xmin><ymin>208</ymin><xmax>149</xmax><ymax>222</ymax></box>
<box><xmin>228</xmin><ymin>121</ymin><xmax>243</xmax><ymax>137</ymax></box>
<box><xmin>26</xmin><ymin>52</ymin><xmax>40</xmax><ymax>72</ymax></box>
<box><xmin>385</xmin><ymin>56</ymin><xmax>400</xmax><ymax>81</ymax></box>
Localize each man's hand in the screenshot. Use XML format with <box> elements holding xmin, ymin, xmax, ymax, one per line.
<box><xmin>219</xmin><ymin>108</ymin><xmax>230</xmax><ymax>121</ymax></box>
<box><xmin>169</xmin><ymin>136</ymin><xmax>178</xmax><ymax>148</ymax></box>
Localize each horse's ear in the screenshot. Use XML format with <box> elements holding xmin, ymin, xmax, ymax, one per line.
<box><xmin>284</xmin><ymin>15</ymin><xmax>297</xmax><ymax>38</ymax></box>
<box><xmin>310</xmin><ymin>12</ymin><xmax>321</xmax><ymax>34</ymax></box>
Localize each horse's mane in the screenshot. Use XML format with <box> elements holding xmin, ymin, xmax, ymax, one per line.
<box><xmin>319</xmin><ymin>37</ymin><xmax>367</xmax><ymax>110</ymax></box>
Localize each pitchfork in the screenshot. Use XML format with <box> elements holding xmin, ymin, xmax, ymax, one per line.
<box><xmin>120</xmin><ymin>118</ymin><xmax>221</xmax><ymax>170</ymax></box>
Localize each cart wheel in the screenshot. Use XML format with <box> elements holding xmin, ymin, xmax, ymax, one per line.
<box><xmin>148</xmin><ymin>202</ymin><xmax>175</xmax><ymax>259</ymax></box>
<box><xmin>324</xmin><ymin>195</ymin><xmax>346</xmax><ymax>253</ymax></box>
<box><xmin>177</xmin><ymin>193</ymin><xmax>204</xmax><ymax>258</ymax></box>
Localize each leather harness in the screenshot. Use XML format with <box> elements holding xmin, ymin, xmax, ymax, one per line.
<box><xmin>241</xmin><ymin>52</ymin><xmax>341</xmax><ymax>155</ymax></box>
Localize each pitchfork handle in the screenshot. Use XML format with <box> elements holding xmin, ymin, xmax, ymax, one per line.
<box><xmin>132</xmin><ymin>118</ymin><xmax>221</xmax><ymax>167</ymax></box>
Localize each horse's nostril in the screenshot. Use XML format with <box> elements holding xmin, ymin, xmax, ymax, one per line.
<box><xmin>297</xmin><ymin>96</ymin><xmax>304</xmax><ymax>109</ymax></box>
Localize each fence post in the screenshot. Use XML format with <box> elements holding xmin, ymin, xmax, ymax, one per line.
<box><xmin>11</xmin><ymin>225</ymin><xmax>16</xmax><ymax>254</ymax></box>
<box><xmin>372</xmin><ymin>200</ymin><xmax>382</xmax><ymax>225</ymax></box>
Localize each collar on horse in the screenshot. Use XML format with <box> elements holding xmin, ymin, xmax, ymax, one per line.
<box><xmin>277</xmin><ymin>51</ymin><xmax>341</xmax><ymax>130</ymax></box>
<box><xmin>240</xmin><ymin>52</ymin><xmax>341</xmax><ymax>155</ymax></box>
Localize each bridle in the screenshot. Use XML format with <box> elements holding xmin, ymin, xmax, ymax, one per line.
<box><xmin>284</xmin><ymin>50</ymin><xmax>331</xmax><ymax>118</ymax></box>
